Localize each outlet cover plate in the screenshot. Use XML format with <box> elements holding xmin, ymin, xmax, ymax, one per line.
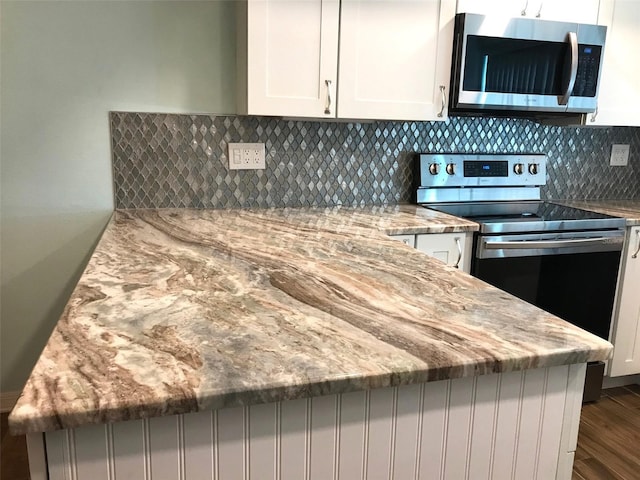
<box><xmin>610</xmin><ymin>144</ymin><xmax>630</xmax><ymax>167</ymax></box>
<box><xmin>228</xmin><ymin>143</ymin><xmax>266</xmax><ymax>170</ymax></box>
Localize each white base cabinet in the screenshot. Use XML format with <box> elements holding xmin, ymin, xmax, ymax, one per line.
<box><xmin>389</xmin><ymin>233</ymin><xmax>416</xmax><ymax>249</ymax></box>
<box><xmin>390</xmin><ymin>232</ymin><xmax>473</xmax><ymax>273</ymax></box>
<box><xmin>416</xmin><ymin>232</ymin><xmax>473</xmax><ymax>273</ymax></box>
<box><xmin>32</xmin><ymin>364</ymin><xmax>586</xmax><ymax>480</ymax></box>
<box><xmin>609</xmin><ymin>226</ymin><xmax>640</xmax><ymax>376</ymax></box>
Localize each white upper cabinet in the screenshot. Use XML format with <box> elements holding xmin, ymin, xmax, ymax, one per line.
<box><xmin>456</xmin><ymin>0</ymin><xmax>531</xmax><ymax>19</ymax></box>
<box><xmin>456</xmin><ymin>0</ymin><xmax>600</xmax><ymax>24</ymax></box>
<box><xmin>239</xmin><ymin>0</ymin><xmax>456</xmax><ymax>121</ymax></box>
<box><xmin>588</xmin><ymin>0</ymin><xmax>640</xmax><ymax>126</ymax></box>
<box><xmin>337</xmin><ymin>0</ymin><xmax>456</xmax><ymax>121</ymax></box>
<box><xmin>241</xmin><ymin>0</ymin><xmax>340</xmax><ymax>118</ymax></box>
<box><xmin>536</xmin><ymin>0</ymin><xmax>600</xmax><ymax>24</ymax></box>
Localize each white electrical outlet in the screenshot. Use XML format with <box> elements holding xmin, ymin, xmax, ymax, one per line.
<box><xmin>228</xmin><ymin>143</ymin><xmax>266</xmax><ymax>170</ymax></box>
<box><xmin>610</xmin><ymin>144</ymin><xmax>630</xmax><ymax>167</ymax></box>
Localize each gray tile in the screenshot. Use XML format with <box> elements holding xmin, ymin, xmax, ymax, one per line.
<box><xmin>111</xmin><ymin>113</ymin><xmax>640</xmax><ymax>209</ymax></box>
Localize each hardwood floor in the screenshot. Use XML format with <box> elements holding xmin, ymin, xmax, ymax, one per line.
<box><xmin>1</xmin><ymin>385</ymin><xmax>639</xmax><ymax>480</ymax></box>
<box><xmin>573</xmin><ymin>384</ymin><xmax>640</xmax><ymax>480</ymax></box>
<box><xmin>1</xmin><ymin>411</ymin><xmax>29</xmax><ymax>480</ymax></box>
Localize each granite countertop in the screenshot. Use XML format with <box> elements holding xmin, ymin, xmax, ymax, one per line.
<box><xmin>9</xmin><ymin>205</ymin><xmax>612</xmax><ymax>435</ymax></box>
<box><xmin>558</xmin><ymin>200</ymin><xmax>640</xmax><ymax>226</ymax></box>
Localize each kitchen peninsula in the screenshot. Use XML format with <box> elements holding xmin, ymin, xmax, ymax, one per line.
<box><xmin>10</xmin><ymin>205</ymin><xmax>612</xmax><ymax>480</ymax></box>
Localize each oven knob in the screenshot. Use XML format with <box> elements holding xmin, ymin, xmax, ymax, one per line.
<box><xmin>429</xmin><ymin>163</ymin><xmax>440</xmax><ymax>175</ymax></box>
<box><xmin>514</xmin><ymin>163</ymin><xmax>524</xmax><ymax>175</ymax></box>
<box><xmin>528</xmin><ymin>163</ymin><xmax>539</xmax><ymax>175</ymax></box>
<box><xmin>446</xmin><ymin>163</ymin><xmax>456</xmax><ymax>175</ymax></box>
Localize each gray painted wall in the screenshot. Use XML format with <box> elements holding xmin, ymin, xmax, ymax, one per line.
<box><xmin>0</xmin><ymin>1</ymin><xmax>237</xmax><ymax>393</ymax></box>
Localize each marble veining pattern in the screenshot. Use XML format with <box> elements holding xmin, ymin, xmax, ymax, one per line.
<box><xmin>557</xmin><ymin>200</ymin><xmax>640</xmax><ymax>226</ymax></box>
<box><xmin>9</xmin><ymin>206</ymin><xmax>611</xmax><ymax>435</ymax></box>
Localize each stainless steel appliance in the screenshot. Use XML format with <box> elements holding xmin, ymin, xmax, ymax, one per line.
<box><xmin>449</xmin><ymin>13</ymin><xmax>607</xmax><ymax>116</ymax></box>
<box><xmin>415</xmin><ymin>153</ymin><xmax>625</xmax><ymax>402</ymax></box>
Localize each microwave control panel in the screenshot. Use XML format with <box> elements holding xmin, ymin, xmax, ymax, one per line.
<box><xmin>574</xmin><ymin>44</ymin><xmax>602</xmax><ymax>97</ymax></box>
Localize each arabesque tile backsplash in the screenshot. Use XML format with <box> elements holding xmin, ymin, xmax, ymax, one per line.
<box><xmin>111</xmin><ymin>113</ymin><xmax>640</xmax><ymax>209</ymax></box>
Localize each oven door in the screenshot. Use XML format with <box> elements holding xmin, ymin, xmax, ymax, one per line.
<box><xmin>472</xmin><ymin>230</ymin><xmax>623</xmax><ymax>402</ymax></box>
<box><xmin>472</xmin><ymin>230</ymin><xmax>624</xmax><ymax>340</ymax></box>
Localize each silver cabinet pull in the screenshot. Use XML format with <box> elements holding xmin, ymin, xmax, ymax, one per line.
<box><xmin>536</xmin><ymin>2</ymin><xmax>543</xmax><ymax>17</ymax></box>
<box><xmin>437</xmin><ymin>85</ymin><xmax>446</xmax><ymax>118</ymax></box>
<box><xmin>324</xmin><ymin>79</ymin><xmax>333</xmax><ymax>115</ymax></box>
<box><xmin>521</xmin><ymin>0</ymin><xmax>528</xmax><ymax>15</ymax></box>
<box><xmin>632</xmin><ymin>230</ymin><xmax>640</xmax><ymax>259</ymax></box>
<box><xmin>590</xmin><ymin>105</ymin><xmax>598</xmax><ymax>123</ymax></box>
<box><xmin>454</xmin><ymin>237</ymin><xmax>462</xmax><ymax>269</ymax></box>
<box><xmin>559</xmin><ymin>32</ymin><xmax>578</xmax><ymax>106</ymax></box>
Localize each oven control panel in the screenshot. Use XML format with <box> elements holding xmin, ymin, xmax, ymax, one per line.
<box><xmin>417</xmin><ymin>154</ymin><xmax>547</xmax><ymax>189</ymax></box>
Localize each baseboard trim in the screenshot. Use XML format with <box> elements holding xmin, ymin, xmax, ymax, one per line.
<box><xmin>603</xmin><ymin>374</ymin><xmax>640</xmax><ymax>389</ymax></box>
<box><xmin>0</xmin><ymin>391</ymin><xmax>20</xmax><ymax>412</ymax></box>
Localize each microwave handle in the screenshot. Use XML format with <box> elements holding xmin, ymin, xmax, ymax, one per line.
<box><xmin>559</xmin><ymin>32</ymin><xmax>578</xmax><ymax>105</ymax></box>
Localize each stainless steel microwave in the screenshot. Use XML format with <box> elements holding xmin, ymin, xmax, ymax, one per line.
<box><xmin>449</xmin><ymin>13</ymin><xmax>607</xmax><ymax>115</ymax></box>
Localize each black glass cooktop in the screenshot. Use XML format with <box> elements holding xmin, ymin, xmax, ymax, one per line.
<box><xmin>426</xmin><ymin>201</ymin><xmax>626</xmax><ymax>234</ymax></box>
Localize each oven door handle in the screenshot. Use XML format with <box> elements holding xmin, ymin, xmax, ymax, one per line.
<box><xmin>484</xmin><ymin>236</ymin><xmax>624</xmax><ymax>250</ymax></box>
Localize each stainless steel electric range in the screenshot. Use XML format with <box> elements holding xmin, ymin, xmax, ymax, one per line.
<box><xmin>416</xmin><ymin>153</ymin><xmax>626</xmax><ymax>402</ymax></box>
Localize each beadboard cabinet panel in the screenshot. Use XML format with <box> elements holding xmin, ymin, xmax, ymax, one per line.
<box><xmin>41</xmin><ymin>364</ymin><xmax>586</xmax><ymax>480</ymax></box>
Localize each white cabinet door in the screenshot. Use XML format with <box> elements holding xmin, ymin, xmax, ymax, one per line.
<box><xmin>456</xmin><ymin>0</ymin><xmax>600</xmax><ymax>23</ymax></box>
<box><xmin>535</xmin><ymin>0</ymin><xmax>600</xmax><ymax>23</ymax></box>
<box><xmin>415</xmin><ymin>232</ymin><xmax>473</xmax><ymax>273</ymax></box>
<box><xmin>609</xmin><ymin>227</ymin><xmax>640</xmax><ymax>377</ymax></box>
<box><xmin>244</xmin><ymin>0</ymin><xmax>340</xmax><ymax>118</ymax></box>
<box><xmin>338</xmin><ymin>0</ymin><xmax>456</xmax><ymax>121</ymax></box>
<box><xmin>456</xmin><ymin>0</ymin><xmax>531</xmax><ymax>18</ymax></box>
<box><xmin>588</xmin><ymin>0</ymin><xmax>640</xmax><ymax>126</ymax></box>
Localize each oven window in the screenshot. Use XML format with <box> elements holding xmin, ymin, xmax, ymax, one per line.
<box><xmin>473</xmin><ymin>251</ymin><xmax>621</xmax><ymax>339</ymax></box>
